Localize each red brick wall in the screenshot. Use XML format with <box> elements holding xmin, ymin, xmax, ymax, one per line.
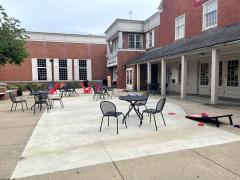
<box><xmin>116</xmin><ymin>51</ymin><xmax>145</xmax><ymax>89</ymax></box>
<box><xmin>159</xmin><ymin>0</ymin><xmax>240</xmax><ymax>47</ymax></box>
<box><xmin>0</xmin><ymin>41</ymin><xmax>107</xmax><ymax>81</ymax></box>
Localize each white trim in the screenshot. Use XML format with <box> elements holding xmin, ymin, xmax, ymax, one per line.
<box><xmin>175</xmin><ymin>14</ymin><xmax>185</xmax><ymax>40</ymax></box>
<box><xmin>25</xmin><ymin>31</ymin><xmax>106</xmax><ymax>45</ymax></box>
<box><xmin>74</xmin><ymin>59</ymin><xmax>79</xmax><ymax>80</ymax></box>
<box><xmin>46</xmin><ymin>59</ymin><xmax>52</xmax><ymax>81</ymax></box>
<box><xmin>67</xmin><ymin>59</ymin><xmax>73</xmax><ymax>81</ymax></box>
<box><xmin>31</xmin><ymin>58</ymin><xmax>38</xmax><ymax>81</ymax></box>
<box><xmin>87</xmin><ymin>59</ymin><xmax>92</xmax><ymax>81</ymax></box>
<box><xmin>202</xmin><ymin>0</ymin><xmax>218</xmax><ymax>31</ymax></box>
<box><xmin>53</xmin><ymin>58</ymin><xmax>59</xmax><ymax>81</ymax></box>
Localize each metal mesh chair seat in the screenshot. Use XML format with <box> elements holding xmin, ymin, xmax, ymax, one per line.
<box><xmin>105</xmin><ymin>111</ymin><xmax>123</xmax><ymax>117</ymax></box>
<box><xmin>99</xmin><ymin>101</ymin><xmax>127</xmax><ymax>134</ymax></box>
<box><xmin>141</xmin><ymin>98</ymin><xmax>166</xmax><ymax>131</ymax></box>
<box><xmin>9</xmin><ymin>92</ymin><xmax>28</xmax><ymax>112</ymax></box>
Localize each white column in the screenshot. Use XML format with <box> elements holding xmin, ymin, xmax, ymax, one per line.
<box><xmin>137</xmin><ymin>64</ymin><xmax>140</xmax><ymax>91</ymax></box>
<box><xmin>211</xmin><ymin>49</ymin><xmax>219</xmax><ymax>104</ymax></box>
<box><xmin>147</xmin><ymin>62</ymin><xmax>151</xmax><ymax>84</ymax></box>
<box><xmin>181</xmin><ymin>55</ymin><xmax>187</xmax><ymax>99</ymax></box>
<box><xmin>118</xmin><ymin>32</ymin><xmax>123</xmax><ymax>49</ymax></box>
<box><xmin>161</xmin><ymin>59</ymin><xmax>166</xmax><ymax>96</ymax></box>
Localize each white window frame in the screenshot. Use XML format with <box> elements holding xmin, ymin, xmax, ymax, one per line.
<box><xmin>146</xmin><ymin>30</ymin><xmax>155</xmax><ymax>49</ymax></box>
<box><xmin>175</xmin><ymin>14</ymin><xmax>185</xmax><ymax>40</ymax></box>
<box><xmin>128</xmin><ymin>34</ymin><xmax>143</xmax><ymax>49</ymax></box>
<box><xmin>202</xmin><ymin>0</ymin><xmax>218</xmax><ymax>30</ymax></box>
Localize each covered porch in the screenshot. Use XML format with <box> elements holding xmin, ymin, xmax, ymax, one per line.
<box><xmin>131</xmin><ymin>23</ymin><xmax>240</xmax><ymax>105</ymax></box>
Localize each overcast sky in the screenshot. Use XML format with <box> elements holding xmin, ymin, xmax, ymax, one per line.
<box><xmin>0</xmin><ymin>0</ymin><xmax>160</xmax><ymax>35</ymax></box>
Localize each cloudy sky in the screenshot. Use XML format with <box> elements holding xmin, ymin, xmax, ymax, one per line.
<box><xmin>0</xmin><ymin>0</ymin><xmax>160</xmax><ymax>35</ymax></box>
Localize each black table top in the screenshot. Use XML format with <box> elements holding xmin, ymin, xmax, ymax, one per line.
<box><xmin>119</xmin><ymin>95</ymin><xmax>147</xmax><ymax>102</ymax></box>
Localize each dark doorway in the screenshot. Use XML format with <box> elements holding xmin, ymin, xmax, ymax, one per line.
<box><xmin>140</xmin><ymin>64</ymin><xmax>147</xmax><ymax>90</ymax></box>
<box><xmin>151</xmin><ymin>64</ymin><xmax>159</xmax><ymax>84</ymax></box>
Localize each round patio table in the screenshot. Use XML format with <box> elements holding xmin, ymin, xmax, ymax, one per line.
<box><xmin>119</xmin><ymin>95</ymin><xmax>147</xmax><ymax>125</ymax></box>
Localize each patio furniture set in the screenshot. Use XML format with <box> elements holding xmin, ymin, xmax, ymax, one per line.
<box><xmin>100</xmin><ymin>92</ymin><xmax>167</xmax><ymax>134</ymax></box>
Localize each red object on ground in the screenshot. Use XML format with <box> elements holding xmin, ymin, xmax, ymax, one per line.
<box><xmin>49</xmin><ymin>83</ymin><xmax>59</xmax><ymax>94</ymax></box>
<box><xmin>198</xmin><ymin>122</ymin><xmax>204</xmax><ymax>126</ymax></box>
<box><xmin>168</xmin><ymin>112</ymin><xmax>176</xmax><ymax>115</ymax></box>
<box><xmin>81</xmin><ymin>83</ymin><xmax>92</xmax><ymax>94</ymax></box>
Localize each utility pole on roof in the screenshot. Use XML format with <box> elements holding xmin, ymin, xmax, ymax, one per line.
<box><xmin>129</xmin><ymin>11</ymin><xmax>132</xmax><ymax>20</ymax></box>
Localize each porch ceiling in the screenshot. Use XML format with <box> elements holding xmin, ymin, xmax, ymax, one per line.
<box><xmin>127</xmin><ymin>23</ymin><xmax>240</xmax><ymax>65</ymax></box>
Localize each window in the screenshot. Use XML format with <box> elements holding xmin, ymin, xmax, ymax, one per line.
<box><xmin>111</xmin><ymin>38</ymin><xmax>118</xmax><ymax>52</ymax></box>
<box><xmin>203</xmin><ymin>0</ymin><xmax>217</xmax><ymax>30</ymax></box>
<box><xmin>79</xmin><ymin>60</ymin><xmax>87</xmax><ymax>80</ymax></box>
<box><xmin>219</xmin><ymin>61</ymin><xmax>223</xmax><ymax>86</ymax></box>
<box><xmin>175</xmin><ymin>14</ymin><xmax>185</xmax><ymax>40</ymax></box>
<box><xmin>146</xmin><ymin>31</ymin><xmax>154</xmax><ymax>49</ymax></box>
<box><xmin>200</xmin><ymin>63</ymin><xmax>209</xmax><ymax>85</ymax></box>
<box><xmin>128</xmin><ymin>34</ymin><xmax>143</xmax><ymax>49</ymax></box>
<box><xmin>37</xmin><ymin>59</ymin><xmax>47</xmax><ymax>81</ymax></box>
<box><xmin>59</xmin><ymin>59</ymin><xmax>68</xmax><ymax>81</ymax></box>
<box><xmin>227</xmin><ymin>60</ymin><xmax>239</xmax><ymax>87</ymax></box>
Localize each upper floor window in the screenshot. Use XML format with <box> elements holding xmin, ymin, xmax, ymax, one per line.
<box><xmin>146</xmin><ymin>30</ymin><xmax>154</xmax><ymax>49</ymax></box>
<box><xmin>111</xmin><ymin>38</ymin><xmax>118</xmax><ymax>53</ymax></box>
<box><xmin>128</xmin><ymin>34</ymin><xmax>143</xmax><ymax>49</ymax></box>
<box><xmin>175</xmin><ymin>14</ymin><xmax>185</xmax><ymax>40</ymax></box>
<box><xmin>203</xmin><ymin>0</ymin><xmax>217</xmax><ymax>30</ymax></box>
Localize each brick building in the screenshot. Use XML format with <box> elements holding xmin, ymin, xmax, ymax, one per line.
<box><xmin>114</xmin><ymin>0</ymin><xmax>240</xmax><ymax>104</ymax></box>
<box><xmin>0</xmin><ymin>31</ymin><xmax>107</xmax><ymax>82</ymax></box>
<box><xmin>0</xmin><ymin>0</ymin><xmax>240</xmax><ymax>104</ymax></box>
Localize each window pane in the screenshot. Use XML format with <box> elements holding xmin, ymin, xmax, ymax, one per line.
<box><xmin>79</xmin><ymin>60</ymin><xmax>87</xmax><ymax>80</ymax></box>
<box><xmin>227</xmin><ymin>60</ymin><xmax>239</xmax><ymax>87</ymax></box>
<box><xmin>200</xmin><ymin>63</ymin><xmax>209</xmax><ymax>86</ymax></box>
<box><xmin>37</xmin><ymin>59</ymin><xmax>47</xmax><ymax>80</ymax></box>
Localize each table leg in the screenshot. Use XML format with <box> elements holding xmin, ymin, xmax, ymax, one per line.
<box><xmin>122</xmin><ymin>105</ymin><xmax>134</xmax><ymax>124</ymax></box>
<box><xmin>229</xmin><ymin>115</ymin><xmax>233</xmax><ymax>125</ymax></box>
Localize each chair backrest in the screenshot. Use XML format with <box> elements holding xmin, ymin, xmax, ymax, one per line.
<box><xmin>83</xmin><ymin>80</ymin><xmax>89</xmax><ymax>87</ymax></box>
<box><xmin>9</xmin><ymin>92</ymin><xmax>16</xmax><ymax>103</ymax></box>
<box><xmin>27</xmin><ymin>85</ymin><xmax>33</xmax><ymax>93</ymax></box>
<box><xmin>140</xmin><ymin>92</ymin><xmax>149</xmax><ymax>104</ymax></box>
<box><xmin>100</xmin><ymin>101</ymin><xmax>116</xmax><ymax>116</ymax></box>
<box><xmin>156</xmin><ymin>98</ymin><xmax>166</xmax><ymax>112</ymax></box>
<box><xmin>52</xmin><ymin>83</ymin><xmax>59</xmax><ymax>90</ymax></box>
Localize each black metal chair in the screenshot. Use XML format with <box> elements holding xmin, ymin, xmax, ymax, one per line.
<box><xmin>135</xmin><ymin>92</ymin><xmax>149</xmax><ymax>111</ymax></box>
<box><xmin>141</xmin><ymin>98</ymin><xmax>166</xmax><ymax>131</ymax></box>
<box><xmin>9</xmin><ymin>92</ymin><xmax>28</xmax><ymax>112</ymax></box>
<box><xmin>50</xmin><ymin>91</ymin><xmax>64</xmax><ymax>109</ymax></box>
<box><xmin>93</xmin><ymin>85</ymin><xmax>105</xmax><ymax>101</ymax></box>
<box><xmin>99</xmin><ymin>101</ymin><xmax>127</xmax><ymax>134</ymax></box>
<box><xmin>27</xmin><ymin>85</ymin><xmax>37</xmax><ymax>95</ymax></box>
<box><xmin>32</xmin><ymin>93</ymin><xmax>51</xmax><ymax>114</ymax></box>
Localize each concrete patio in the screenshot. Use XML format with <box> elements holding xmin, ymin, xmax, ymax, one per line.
<box><xmin>1</xmin><ymin>93</ymin><xmax>240</xmax><ymax>180</ymax></box>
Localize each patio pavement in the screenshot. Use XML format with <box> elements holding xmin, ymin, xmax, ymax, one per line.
<box><xmin>1</xmin><ymin>92</ymin><xmax>240</xmax><ymax>180</ymax></box>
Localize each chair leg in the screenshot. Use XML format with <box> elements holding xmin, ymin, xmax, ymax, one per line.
<box><xmin>10</xmin><ymin>103</ymin><xmax>14</xmax><ymax>112</ymax></box>
<box><xmin>116</xmin><ymin>116</ymin><xmax>119</xmax><ymax>134</ymax></box>
<box><xmin>99</xmin><ymin>116</ymin><xmax>104</xmax><ymax>132</ymax></box>
<box><xmin>34</xmin><ymin>104</ymin><xmax>36</xmax><ymax>114</ymax></box>
<box><xmin>150</xmin><ymin>113</ymin><xmax>152</xmax><ymax>123</ymax></box>
<box><xmin>153</xmin><ymin>114</ymin><xmax>157</xmax><ymax>131</ymax></box>
<box><xmin>21</xmin><ymin>102</ymin><xmax>24</xmax><ymax>112</ymax></box>
<box><xmin>25</xmin><ymin>102</ymin><xmax>28</xmax><ymax>110</ymax></box>
<box><xmin>124</xmin><ymin>114</ymin><xmax>127</xmax><ymax>129</ymax></box>
<box><xmin>161</xmin><ymin>112</ymin><xmax>166</xmax><ymax>126</ymax></box>
<box><xmin>108</xmin><ymin>116</ymin><xmax>109</xmax><ymax>127</ymax></box>
<box><xmin>60</xmin><ymin>100</ymin><xmax>64</xmax><ymax>109</ymax></box>
<box><xmin>15</xmin><ymin>103</ymin><xmax>17</xmax><ymax>111</ymax></box>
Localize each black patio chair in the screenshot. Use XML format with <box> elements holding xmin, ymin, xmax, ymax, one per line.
<box><xmin>9</xmin><ymin>92</ymin><xmax>28</xmax><ymax>112</ymax></box>
<box><xmin>99</xmin><ymin>101</ymin><xmax>127</xmax><ymax>134</ymax></box>
<box><xmin>27</xmin><ymin>85</ymin><xmax>37</xmax><ymax>95</ymax></box>
<box><xmin>93</xmin><ymin>85</ymin><xmax>105</xmax><ymax>101</ymax></box>
<box><xmin>135</xmin><ymin>92</ymin><xmax>149</xmax><ymax>111</ymax></box>
<box><xmin>141</xmin><ymin>98</ymin><xmax>166</xmax><ymax>131</ymax></box>
<box><xmin>50</xmin><ymin>91</ymin><xmax>64</xmax><ymax>109</ymax></box>
<box><xmin>33</xmin><ymin>93</ymin><xmax>51</xmax><ymax>114</ymax></box>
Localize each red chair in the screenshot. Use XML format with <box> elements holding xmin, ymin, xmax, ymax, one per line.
<box><xmin>81</xmin><ymin>83</ymin><xmax>92</xmax><ymax>94</ymax></box>
<box><xmin>49</xmin><ymin>83</ymin><xmax>59</xmax><ymax>94</ymax></box>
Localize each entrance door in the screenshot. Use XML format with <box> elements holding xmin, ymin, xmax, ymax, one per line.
<box><xmin>223</xmin><ymin>59</ymin><xmax>240</xmax><ymax>98</ymax></box>
<box><xmin>126</xmin><ymin>68</ymin><xmax>133</xmax><ymax>90</ymax></box>
<box><xmin>198</xmin><ymin>62</ymin><xmax>211</xmax><ymax>95</ymax></box>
